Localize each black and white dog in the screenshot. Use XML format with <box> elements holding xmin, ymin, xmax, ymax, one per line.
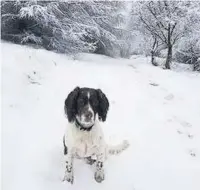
<box><xmin>63</xmin><ymin>87</ymin><xmax>129</xmax><ymax>184</ymax></box>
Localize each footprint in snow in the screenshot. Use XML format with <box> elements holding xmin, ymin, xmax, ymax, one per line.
<box><xmin>188</xmin><ymin>149</ymin><xmax>196</xmax><ymax>157</ymax></box>
<box><xmin>180</xmin><ymin>120</ymin><xmax>192</xmax><ymax>128</ymax></box>
<box><xmin>188</xmin><ymin>134</ymin><xmax>194</xmax><ymax>139</ymax></box>
<box><xmin>9</xmin><ymin>104</ymin><xmax>18</xmax><ymax>108</ymax></box>
<box><xmin>177</xmin><ymin>129</ymin><xmax>183</xmax><ymax>134</ymax></box>
<box><xmin>128</xmin><ymin>64</ymin><xmax>136</xmax><ymax>69</ymax></box>
<box><xmin>164</xmin><ymin>93</ymin><xmax>174</xmax><ymax>100</ymax></box>
<box><xmin>170</xmin><ymin>116</ymin><xmax>196</xmax><ymax>157</ymax></box>
<box><xmin>27</xmin><ymin>75</ymin><xmax>41</xmax><ymax>85</ymax></box>
<box><xmin>176</xmin><ymin>129</ymin><xmax>194</xmax><ymax>140</ymax></box>
<box><xmin>27</xmin><ymin>71</ymin><xmax>41</xmax><ymax>85</ymax></box>
<box><xmin>128</xmin><ymin>64</ymin><xmax>140</xmax><ymax>73</ymax></box>
<box><xmin>170</xmin><ymin>117</ymin><xmax>194</xmax><ymax>139</ymax></box>
<box><xmin>149</xmin><ymin>82</ymin><xmax>159</xmax><ymax>86</ymax></box>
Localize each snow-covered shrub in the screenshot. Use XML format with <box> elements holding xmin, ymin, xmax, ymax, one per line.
<box><xmin>174</xmin><ymin>2</ymin><xmax>200</xmax><ymax>71</ymax></box>
<box><xmin>1</xmin><ymin>1</ymin><xmax>129</xmax><ymax>57</ymax></box>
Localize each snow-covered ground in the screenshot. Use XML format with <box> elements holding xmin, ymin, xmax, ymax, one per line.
<box><xmin>131</xmin><ymin>55</ymin><xmax>194</xmax><ymax>72</ymax></box>
<box><xmin>2</xmin><ymin>42</ymin><xmax>200</xmax><ymax>190</ymax></box>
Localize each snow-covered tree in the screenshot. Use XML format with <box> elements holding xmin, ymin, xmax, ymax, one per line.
<box><xmin>132</xmin><ymin>1</ymin><xmax>190</xmax><ymax>69</ymax></box>
<box><xmin>78</xmin><ymin>1</ymin><xmax>130</xmax><ymax>57</ymax></box>
<box><xmin>1</xmin><ymin>1</ymin><xmax>129</xmax><ymax>57</ymax></box>
<box><xmin>128</xmin><ymin>2</ymin><xmax>163</xmax><ymax>64</ymax></box>
<box><xmin>1</xmin><ymin>0</ymin><xmax>200</xmax><ymax>69</ymax></box>
<box><xmin>175</xmin><ymin>2</ymin><xmax>200</xmax><ymax>71</ymax></box>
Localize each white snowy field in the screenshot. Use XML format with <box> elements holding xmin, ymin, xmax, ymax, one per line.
<box><xmin>1</xmin><ymin>42</ymin><xmax>200</xmax><ymax>190</ymax></box>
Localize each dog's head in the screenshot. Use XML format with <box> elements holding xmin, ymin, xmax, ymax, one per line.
<box><xmin>64</xmin><ymin>87</ymin><xmax>109</xmax><ymax>129</ymax></box>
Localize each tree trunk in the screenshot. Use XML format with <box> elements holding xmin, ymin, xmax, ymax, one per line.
<box><xmin>165</xmin><ymin>24</ymin><xmax>172</xmax><ymax>69</ymax></box>
<box><xmin>165</xmin><ymin>45</ymin><xmax>172</xmax><ymax>69</ymax></box>
<box><xmin>151</xmin><ymin>51</ymin><xmax>157</xmax><ymax>66</ymax></box>
<box><xmin>151</xmin><ymin>37</ymin><xmax>158</xmax><ymax>66</ymax></box>
<box><xmin>193</xmin><ymin>58</ymin><xmax>200</xmax><ymax>72</ymax></box>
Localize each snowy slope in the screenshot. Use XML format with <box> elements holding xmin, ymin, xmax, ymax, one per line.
<box><xmin>2</xmin><ymin>42</ymin><xmax>200</xmax><ymax>190</ymax></box>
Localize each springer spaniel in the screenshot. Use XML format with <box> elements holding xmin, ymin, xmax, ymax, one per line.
<box><xmin>63</xmin><ymin>87</ymin><xmax>129</xmax><ymax>184</ymax></box>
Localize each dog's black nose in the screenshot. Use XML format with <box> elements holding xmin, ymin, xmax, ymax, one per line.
<box><xmin>85</xmin><ymin>111</ymin><xmax>93</xmax><ymax>119</ymax></box>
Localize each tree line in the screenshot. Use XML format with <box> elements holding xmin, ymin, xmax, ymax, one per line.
<box><xmin>1</xmin><ymin>1</ymin><xmax>200</xmax><ymax>71</ymax></box>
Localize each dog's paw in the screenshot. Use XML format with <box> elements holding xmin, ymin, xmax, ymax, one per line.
<box><xmin>94</xmin><ymin>170</ymin><xmax>105</xmax><ymax>183</ymax></box>
<box><xmin>85</xmin><ymin>157</ymin><xmax>96</xmax><ymax>165</ymax></box>
<box><xmin>62</xmin><ymin>172</ymin><xmax>74</xmax><ymax>184</ymax></box>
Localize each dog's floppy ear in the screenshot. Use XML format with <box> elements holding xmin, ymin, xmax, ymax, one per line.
<box><xmin>96</xmin><ymin>89</ymin><xmax>109</xmax><ymax>122</ymax></box>
<box><xmin>64</xmin><ymin>87</ymin><xmax>80</xmax><ymax>122</ymax></box>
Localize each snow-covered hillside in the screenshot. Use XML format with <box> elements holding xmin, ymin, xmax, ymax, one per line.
<box><xmin>2</xmin><ymin>42</ymin><xmax>200</xmax><ymax>190</ymax></box>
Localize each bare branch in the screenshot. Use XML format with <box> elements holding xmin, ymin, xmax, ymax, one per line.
<box><xmin>139</xmin><ymin>13</ymin><xmax>167</xmax><ymax>44</ymax></box>
<box><xmin>143</xmin><ymin>2</ymin><xmax>168</xmax><ymax>43</ymax></box>
<box><xmin>147</xmin><ymin>2</ymin><xmax>168</xmax><ymax>30</ymax></box>
<box><xmin>172</xmin><ymin>32</ymin><xmax>183</xmax><ymax>45</ymax></box>
<box><xmin>170</xmin><ymin>22</ymin><xmax>177</xmax><ymax>36</ymax></box>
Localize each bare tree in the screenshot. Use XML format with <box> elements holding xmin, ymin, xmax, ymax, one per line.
<box><xmin>138</xmin><ymin>1</ymin><xmax>187</xmax><ymax>69</ymax></box>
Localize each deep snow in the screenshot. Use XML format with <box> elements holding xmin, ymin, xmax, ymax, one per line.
<box><xmin>1</xmin><ymin>42</ymin><xmax>200</xmax><ymax>190</ymax></box>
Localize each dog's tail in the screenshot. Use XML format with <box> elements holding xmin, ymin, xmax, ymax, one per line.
<box><xmin>107</xmin><ymin>140</ymin><xmax>130</xmax><ymax>155</ymax></box>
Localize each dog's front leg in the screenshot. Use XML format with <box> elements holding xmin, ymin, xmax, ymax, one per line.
<box><xmin>63</xmin><ymin>152</ymin><xmax>74</xmax><ymax>184</ymax></box>
<box><xmin>94</xmin><ymin>147</ymin><xmax>105</xmax><ymax>183</ymax></box>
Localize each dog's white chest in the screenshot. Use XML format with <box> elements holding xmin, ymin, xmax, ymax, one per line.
<box><xmin>73</xmin><ymin>135</ymin><xmax>97</xmax><ymax>158</ymax></box>
<box><xmin>65</xmin><ymin>123</ymin><xmax>104</xmax><ymax>158</ymax></box>
<box><xmin>67</xmin><ymin>126</ymin><xmax>100</xmax><ymax>158</ymax></box>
